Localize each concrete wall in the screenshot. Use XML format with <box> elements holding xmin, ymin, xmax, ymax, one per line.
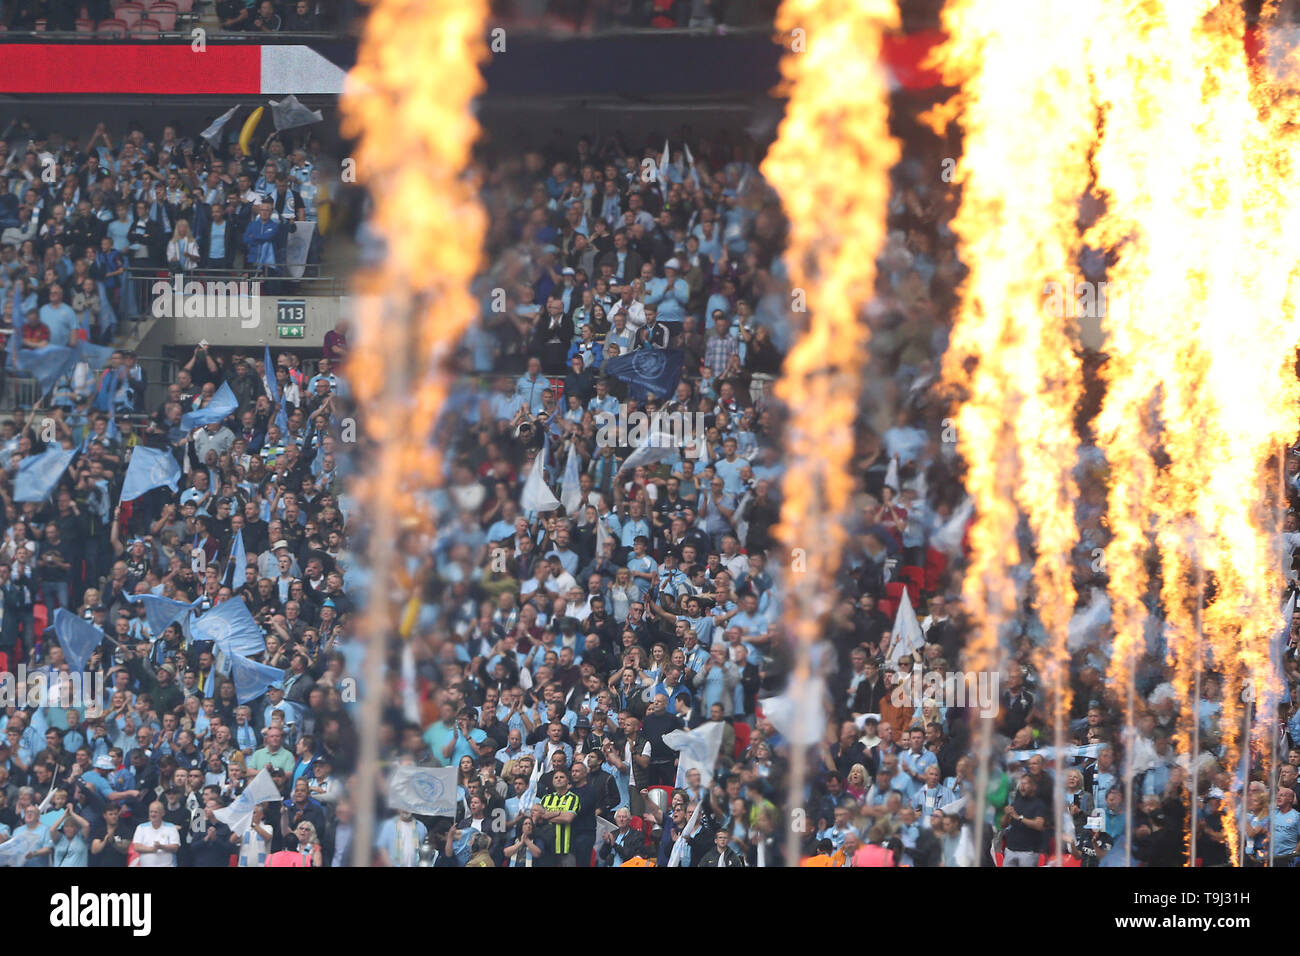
<box><xmin>142</xmin><ymin>291</ymin><xmax>345</xmax><ymax>350</ymax></box>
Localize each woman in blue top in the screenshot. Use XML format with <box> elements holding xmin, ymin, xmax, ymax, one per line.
<box><xmin>49</xmin><ymin>808</ymin><xmax>91</xmax><ymax>868</ymax></box>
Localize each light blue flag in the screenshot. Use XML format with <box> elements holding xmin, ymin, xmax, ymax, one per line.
<box><xmin>120</xmin><ymin>446</ymin><xmax>182</xmax><ymax>502</ymax></box>
<box><xmin>74</xmin><ymin>340</ymin><xmax>115</xmax><ymax>371</ymax></box>
<box><xmin>52</xmin><ymin>608</ymin><xmax>104</xmax><ymax>674</ymax></box>
<box><xmin>264</xmin><ymin>344</ymin><xmax>289</xmax><ymax>435</ymax></box>
<box><xmin>264</xmin><ymin>345</ymin><xmax>279</xmax><ymax>403</ymax></box>
<box><xmin>181</xmin><ymin>381</ymin><xmax>238</xmax><ymax>430</ymax></box>
<box><xmin>230</xmin><ymin>651</ymin><xmax>284</xmax><ymax>705</ymax></box>
<box><xmin>190</xmin><ymin>597</ymin><xmax>266</xmax><ymax>658</ymax></box>
<box><xmin>124</xmin><ymin>593</ymin><xmax>199</xmax><ymax>640</ymax></box>
<box><xmin>13</xmin><ymin>446</ymin><xmax>76</xmax><ymax>502</ymax></box>
<box><xmin>224</xmin><ymin>529</ymin><xmax>247</xmax><ymax>591</ymax></box>
<box><xmin>15</xmin><ymin>345</ymin><xmax>75</xmax><ymax>397</ymax></box>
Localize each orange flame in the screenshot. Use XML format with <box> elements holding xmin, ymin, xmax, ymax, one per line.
<box><xmin>763</xmin><ymin>0</ymin><xmax>900</xmax><ymax>661</ymax></box>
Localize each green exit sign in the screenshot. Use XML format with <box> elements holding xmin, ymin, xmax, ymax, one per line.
<box><xmin>278</xmin><ymin>325</ymin><xmax>304</xmax><ymax>339</ymax></box>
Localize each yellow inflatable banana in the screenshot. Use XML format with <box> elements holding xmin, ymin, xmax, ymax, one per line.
<box><xmin>237</xmin><ymin>107</ymin><xmax>264</xmax><ymax>156</ymax></box>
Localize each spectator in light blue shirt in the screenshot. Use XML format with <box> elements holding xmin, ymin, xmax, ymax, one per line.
<box><xmin>644</xmin><ymin>260</ymin><xmax>689</xmax><ymax>324</ymax></box>
<box><xmin>713</xmin><ymin>438</ymin><xmax>750</xmax><ymax>496</ymax></box>
<box><xmin>899</xmin><ymin>729</ymin><xmax>938</xmax><ymax>799</ymax></box>
<box><xmin>516</xmin><ymin>358</ymin><xmax>549</xmax><ymax>416</ymax></box>
<box><xmin>1271</xmin><ymin>788</ymin><xmax>1300</xmax><ymax>860</ymax></box>
<box><xmin>39</xmin><ymin>285</ymin><xmax>78</xmax><ymax>347</ymax></box>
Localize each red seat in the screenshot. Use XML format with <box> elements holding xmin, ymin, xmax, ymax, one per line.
<box><xmin>733</xmin><ymin>721</ymin><xmax>750</xmax><ymax>759</ymax></box>
<box><xmin>885</xmin><ymin>579</ymin><xmax>919</xmax><ymax>608</ymax></box>
<box><xmin>97</xmin><ymin>21</ymin><xmax>127</xmax><ymax>35</ymax></box>
<box><xmin>172</xmin><ymin>0</ymin><xmax>193</xmax><ymax>9</ymax></box>
<box><xmin>32</xmin><ymin>603</ymin><xmax>48</xmax><ymax>638</ymax></box>
<box><xmin>34</xmin><ymin>18</ymin><xmax>46</xmax><ymax>30</ymax></box>
<box><xmin>146</xmin><ymin>2</ymin><xmax>176</xmax><ymax>29</ymax></box>
<box><xmin>878</xmin><ymin>597</ymin><xmax>898</xmax><ymax>618</ymax></box>
<box><xmin>923</xmin><ymin>547</ymin><xmax>948</xmax><ymax>592</ymax></box>
<box><xmin>900</xmin><ymin>565</ymin><xmax>925</xmax><ymax>593</ymax></box>
<box><xmin>131</xmin><ymin>20</ymin><xmax>160</xmax><ymax>36</ymax></box>
<box><xmin>75</xmin><ymin>18</ymin><xmax>95</xmax><ymax>31</ymax></box>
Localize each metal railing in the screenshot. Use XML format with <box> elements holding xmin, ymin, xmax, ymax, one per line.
<box><xmin>2</xmin><ymin>352</ymin><xmax>179</xmax><ymax>412</ymax></box>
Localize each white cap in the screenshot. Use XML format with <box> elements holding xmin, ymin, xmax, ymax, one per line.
<box><xmin>664</xmin><ymin>258</ymin><xmax>681</xmax><ymax>271</ymax></box>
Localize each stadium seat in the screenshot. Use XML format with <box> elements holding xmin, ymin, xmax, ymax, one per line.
<box><xmin>34</xmin><ymin>18</ymin><xmax>46</xmax><ymax>30</ymax></box>
<box><xmin>147</xmin><ymin>2</ymin><xmax>177</xmax><ymax>30</ymax></box>
<box><xmin>878</xmin><ymin>597</ymin><xmax>899</xmax><ymax>618</ymax></box>
<box><xmin>733</xmin><ymin>721</ymin><xmax>750</xmax><ymax>759</ymax></box>
<box><xmin>923</xmin><ymin>547</ymin><xmax>947</xmax><ymax>591</ymax></box>
<box><xmin>75</xmin><ymin>18</ymin><xmax>95</xmax><ymax>31</ymax></box>
<box><xmin>172</xmin><ymin>0</ymin><xmax>194</xmax><ymax>10</ymax></box>
<box><xmin>900</xmin><ymin>564</ymin><xmax>925</xmax><ymax>594</ymax></box>
<box><xmin>32</xmin><ymin>603</ymin><xmax>48</xmax><ymax>638</ymax></box>
<box><xmin>132</xmin><ymin>20</ymin><xmax>161</xmax><ymax>36</ymax></box>
<box><xmin>117</xmin><ymin>2</ymin><xmax>144</xmax><ymax>23</ymax></box>
<box><xmin>97</xmin><ymin>21</ymin><xmax>127</xmax><ymax>35</ymax></box>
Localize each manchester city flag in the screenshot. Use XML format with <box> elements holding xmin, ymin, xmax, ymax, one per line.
<box><xmin>602</xmin><ymin>347</ymin><xmax>685</xmax><ymax>402</ymax></box>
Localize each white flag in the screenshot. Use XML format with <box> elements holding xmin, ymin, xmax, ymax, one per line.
<box><xmin>760</xmin><ymin>681</ymin><xmax>826</xmax><ymax>746</ymax></box>
<box><xmin>886</xmin><ymin>590</ymin><xmax>924</xmax><ymax>665</ymax></box>
<box><xmin>560</xmin><ymin>441</ymin><xmax>582</xmax><ymax>515</ymax></box>
<box><xmin>664</xmin><ymin>720</ymin><xmax>726</xmax><ymax>789</ymax></box>
<box><xmin>268</xmin><ymin>94</ymin><xmax>324</xmax><ymax>131</ymax></box>
<box><xmin>883</xmin><ymin>455</ymin><xmax>900</xmax><ymax>492</ymax></box>
<box><xmin>668</xmin><ymin>799</ymin><xmax>701</xmax><ymax>868</ymax></box>
<box><xmin>213</xmin><ymin>767</ymin><xmax>282</xmax><ymax>837</ymax></box>
<box><xmin>199</xmin><ymin>105</ymin><xmax>240</xmax><ymax>146</ymax></box>
<box><xmin>931</xmin><ymin>497</ymin><xmax>973</xmax><ymax>556</ymax></box>
<box><xmin>389</xmin><ymin>765</ymin><xmax>457</xmax><ymax>817</ymax></box>
<box><xmin>285</xmin><ymin>221</ymin><xmax>316</xmax><ymax>279</ymax></box>
<box><xmin>618</xmin><ymin>429</ymin><xmax>679</xmax><ymax>477</ymax></box>
<box><xmin>0</xmin><ymin>826</ymin><xmax>42</xmax><ymax>866</ymax></box>
<box><xmin>520</xmin><ymin>447</ymin><xmax>560</xmax><ymax>513</ymax></box>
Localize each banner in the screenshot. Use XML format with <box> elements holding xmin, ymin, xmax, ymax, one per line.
<box><xmin>388</xmin><ymin>765</ymin><xmax>458</xmax><ymax>817</ymax></box>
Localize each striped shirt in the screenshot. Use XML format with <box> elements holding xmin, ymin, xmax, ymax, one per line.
<box><xmin>540</xmin><ymin>790</ymin><xmax>580</xmax><ymax>855</ymax></box>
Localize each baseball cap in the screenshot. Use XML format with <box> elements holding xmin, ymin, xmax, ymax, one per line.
<box><xmin>468</xmin><ymin>729</ymin><xmax>489</xmax><ymax>745</ymax></box>
<box><xmin>94</xmin><ymin>755</ymin><xmax>115</xmax><ymax>771</ymax></box>
<box><xmin>272</xmin><ymin>540</ymin><xmax>290</xmax><ymax>551</ymax></box>
<box><xmin>561</xmin><ymin>267</ymin><xmax>575</xmax><ymax>276</ymax></box>
<box><xmin>664</xmin><ymin>257</ymin><xmax>681</xmax><ymax>270</ymax></box>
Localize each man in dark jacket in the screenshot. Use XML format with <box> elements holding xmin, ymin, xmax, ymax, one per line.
<box><xmin>697</xmin><ymin>828</ymin><xmax>746</xmax><ymax>867</ymax></box>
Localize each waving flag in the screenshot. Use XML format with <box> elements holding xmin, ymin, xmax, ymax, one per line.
<box><xmin>120</xmin><ymin>446</ymin><xmax>182</xmax><ymax>502</ymax></box>
<box><xmin>265</xmin><ymin>344</ymin><xmax>289</xmax><ymax>435</ymax></box>
<box><xmin>200</xmin><ymin>105</ymin><xmax>241</xmax><ymax>146</ymax></box>
<box><xmin>75</xmin><ymin>340</ymin><xmax>115</xmax><ymax>370</ymax></box>
<box><xmin>616</xmin><ymin>420</ymin><xmax>682</xmax><ymax>478</ymax></box>
<box><xmin>931</xmin><ymin>497</ymin><xmax>974</xmax><ymax>557</ymax></box>
<box><xmin>883</xmin><ymin>455</ymin><xmax>900</xmax><ymax>493</ymax></box>
<box><xmin>52</xmin><ymin>608</ymin><xmax>104</xmax><ymax>673</ymax></box>
<box><xmin>224</xmin><ymin>529</ymin><xmax>248</xmax><ymax>591</ymax></box>
<box><xmin>92</xmin><ymin>366</ymin><xmax>125</xmax><ymax>413</ymax></box>
<box><xmin>520</xmin><ymin>438</ymin><xmax>560</xmax><ymax>513</ymax></box>
<box><xmin>388</xmin><ymin>765</ymin><xmax>457</xmax><ymax>817</ymax></box>
<box><xmin>13</xmin><ymin>446</ymin><xmax>76</xmax><ymax>502</ymax></box>
<box><xmin>667</xmin><ymin>799</ymin><xmax>702</xmax><ymax>867</ymax></box>
<box><xmin>213</xmin><ymin>767</ymin><xmax>282</xmax><ymax>836</ymax></box>
<box><xmin>191</xmin><ymin>597</ymin><xmax>266</xmax><ymax>658</ymax></box>
<box><xmin>181</xmin><ymin>382</ymin><xmax>238</xmax><ymax>430</ymax></box>
<box><xmin>1262</xmin><ymin>591</ymin><xmax>1296</xmax><ymax>714</ymax></box>
<box><xmin>603</xmin><ymin>347</ymin><xmax>684</xmax><ymax>402</ymax></box>
<box><xmin>663</xmin><ymin>720</ymin><xmax>726</xmax><ymax>789</ymax></box>
<box><xmin>268</xmin><ymin>94</ymin><xmax>324</xmax><ymax>131</ymax></box>
<box><xmin>229</xmin><ymin>651</ymin><xmax>284</xmax><ymax>705</ymax></box>
<box><xmin>14</xmin><ymin>345</ymin><xmax>75</xmax><ymax>397</ymax></box>
<box><xmin>0</xmin><ymin>825</ymin><xmax>43</xmax><ymax>867</ymax></box>
<box><xmin>560</xmin><ymin>440</ymin><xmax>583</xmax><ymax>515</ymax></box>
<box><xmin>886</xmin><ymin>590</ymin><xmax>925</xmax><ymax>665</ymax></box>
<box><xmin>124</xmin><ymin>593</ymin><xmax>198</xmax><ymax>640</ymax></box>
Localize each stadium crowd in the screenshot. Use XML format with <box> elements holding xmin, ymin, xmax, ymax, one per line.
<box><xmin>0</xmin><ymin>114</ymin><xmax>333</xmax><ymax>347</ymax></box>
<box><xmin>0</xmin><ymin>103</ymin><xmax>1298</xmax><ymax>869</ymax></box>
